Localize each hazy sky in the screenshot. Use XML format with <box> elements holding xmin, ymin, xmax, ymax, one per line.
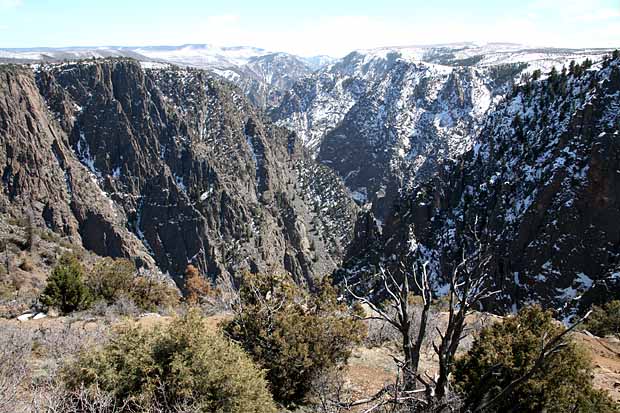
<box><xmin>1</xmin><ymin>0</ymin><xmax>618</xmax><ymax>56</ymax></box>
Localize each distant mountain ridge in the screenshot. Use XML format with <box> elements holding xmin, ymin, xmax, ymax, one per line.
<box><xmin>2</xmin><ymin>42</ymin><xmax>612</xmax><ymax>111</ymax></box>
<box><xmin>0</xmin><ymin>44</ymin><xmax>335</xmax><ymax>108</ymax></box>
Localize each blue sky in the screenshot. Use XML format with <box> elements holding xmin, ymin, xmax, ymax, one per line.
<box><xmin>0</xmin><ymin>0</ymin><xmax>618</xmax><ymax>56</ymax></box>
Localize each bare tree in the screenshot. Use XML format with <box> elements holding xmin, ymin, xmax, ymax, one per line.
<box><xmin>345</xmin><ymin>259</ymin><xmax>432</xmax><ymax>392</ymax></box>
<box><xmin>431</xmin><ymin>231</ymin><xmax>496</xmax><ymax>402</ymax></box>
<box><xmin>342</xmin><ymin>217</ymin><xmax>498</xmax><ymax>409</ymax></box>
<box><xmin>309</xmin><ymin>368</ymin><xmax>352</xmax><ymax>413</ymax></box>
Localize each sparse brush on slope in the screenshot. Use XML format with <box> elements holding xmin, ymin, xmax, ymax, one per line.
<box><xmin>40</xmin><ymin>255</ymin><xmax>180</xmax><ymax>314</ymax></box>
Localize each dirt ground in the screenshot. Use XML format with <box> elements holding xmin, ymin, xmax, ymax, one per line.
<box><xmin>575</xmin><ymin>333</ymin><xmax>620</xmax><ymax>401</ymax></box>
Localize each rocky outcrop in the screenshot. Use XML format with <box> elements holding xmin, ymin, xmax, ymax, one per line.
<box><xmin>0</xmin><ymin>64</ymin><xmax>154</xmax><ymax>268</ymax></box>
<box><xmin>0</xmin><ymin>60</ymin><xmax>357</xmax><ymax>286</ymax></box>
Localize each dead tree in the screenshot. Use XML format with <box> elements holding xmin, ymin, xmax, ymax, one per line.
<box><xmin>345</xmin><ymin>258</ymin><xmax>432</xmax><ymax>392</ymax></box>
<box><xmin>432</xmin><ymin>234</ymin><xmax>496</xmax><ymax>401</ymax></box>
<box><xmin>344</xmin><ymin>219</ymin><xmax>497</xmax><ymax>410</ymax></box>
<box><xmin>343</xmin><ymin>219</ymin><xmax>593</xmax><ymax>412</ymax></box>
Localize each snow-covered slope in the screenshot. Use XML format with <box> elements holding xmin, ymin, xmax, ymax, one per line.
<box><xmin>357</xmin><ymin>42</ymin><xmax>612</xmax><ymax>70</ymax></box>
<box><xmin>129</xmin><ymin>44</ymin><xmax>268</xmax><ymax>68</ymax></box>
<box><xmin>216</xmin><ymin>52</ymin><xmax>316</xmax><ymax>108</ymax></box>
<box><xmin>271</xmin><ymin>49</ymin><xmax>506</xmax><ymax>216</ymax></box>
<box><xmin>272</xmin><ymin>44</ymin><xmax>615</xmax><ymax>218</ymax></box>
<box><xmin>342</xmin><ymin>54</ymin><xmax>620</xmax><ymax>318</ymax></box>
<box><xmin>0</xmin><ymin>47</ymin><xmax>149</xmax><ymax>61</ymax></box>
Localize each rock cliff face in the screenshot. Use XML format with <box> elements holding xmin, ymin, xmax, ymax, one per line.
<box><xmin>0</xmin><ymin>60</ymin><xmax>357</xmax><ymax>285</ymax></box>
<box><xmin>342</xmin><ymin>56</ymin><xmax>620</xmax><ymax>318</ymax></box>
<box><xmin>0</xmin><ymin>64</ymin><xmax>155</xmax><ymax>268</ymax></box>
<box><xmin>1</xmin><ymin>50</ymin><xmax>619</xmax><ymax>314</ymax></box>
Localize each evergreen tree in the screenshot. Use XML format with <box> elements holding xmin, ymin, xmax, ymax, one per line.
<box><xmin>63</xmin><ymin>310</ymin><xmax>277</xmax><ymax>412</ymax></box>
<box><xmin>455</xmin><ymin>306</ymin><xmax>617</xmax><ymax>412</ymax></box>
<box><xmin>584</xmin><ymin>300</ymin><xmax>620</xmax><ymax>338</ymax></box>
<box><xmin>86</xmin><ymin>257</ymin><xmax>135</xmax><ymax>304</ymax></box>
<box><xmin>40</xmin><ymin>254</ymin><xmax>91</xmax><ymax>314</ymax></box>
<box><xmin>548</xmin><ymin>66</ymin><xmax>558</xmax><ymax>82</ymax></box>
<box><xmin>223</xmin><ymin>273</ymin><xmax>365</xmax><ymax>406</ymax></box>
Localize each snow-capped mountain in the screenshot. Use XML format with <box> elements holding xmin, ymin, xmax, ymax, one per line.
<box><xmin>0</xmin><ymin>46</ymin><xmax>149</xmax><ymax>62</ymax></box>
<box><xmin>356</xmin><ymin>42</ymin><xmax>612</xmax><ymax>69</ymax></box>
<box><xmin>129</xmin><ymin>44</ymin><xmax>269</xmax><ymax>68</ymax></box>
<box><xmin>272</xmin><ymin>43</ymin><xmax>615</xmax><ymax>218</ymax></box>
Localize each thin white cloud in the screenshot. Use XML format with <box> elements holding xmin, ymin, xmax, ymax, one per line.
<box><xmin>530</xmin><ymin>0</ymin><xmax>620</xmax><ymax>22</ymax></box>
<box><xmin>575</xmin><ymin>8</ymin><xmax>620</xmax><ymax>22</ymax></box>
<box><xmin>252</xmin><ymin>13</ymin><xmax>620</xmax><ymax>55</ymax></box>
<box><xmin>0</xmin><ymin>0</ymin><xmax>22</xmax><ymax>9</ymax></box>
<box><xmin>23</xmin><ymin>7</ymin><xmax>617</xmax><ymax>55</ymax></box>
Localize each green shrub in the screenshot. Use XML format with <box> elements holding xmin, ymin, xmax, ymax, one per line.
<box><xmin>223</xmin><ymin>273</ymin><xmax>366</xmax><ymax>407</ymax></box>
<box><xmin>62</xmin><ymin>310</ymin><xmax>277</xmax><ymax>413</ymax></box>
<box><xmin>40</xmin><ymin>254</ymin><xmax>91</xmax><ymax>314</ymax></box>
<box><xmin>86</xmin><ymin>257</ymin><xmax>179</xmax><ymax>312</ymax></box>
<box><xmin>86</xmin><ymin>257</ymin><xmax>135</xmax><ymax>304</ymax></box>
<box><xmin>454</xmin><ymin>306</ymin><xmax>617</xmax><ymax>413</ymax></box>
<box><xmin>584</xmin><ymin>300</ymin><xmax>620</xmax><ymax>338</ymax></box>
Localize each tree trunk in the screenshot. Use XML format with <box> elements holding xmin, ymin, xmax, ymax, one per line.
<box><xmin>402</xmin><ymin>319</ymin><xmax>416</xmax><ymax>390</ymax></box>
<box><xmin>410</xmin><ymin>296</ymin><xmax>431</xmax><ymax>389</ymax></box>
